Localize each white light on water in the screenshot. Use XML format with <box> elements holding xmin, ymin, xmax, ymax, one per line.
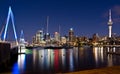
<box><xmin>18</xmin><ymin>54</ymin><xmax>26</xmax><ymax>70</ymax></box>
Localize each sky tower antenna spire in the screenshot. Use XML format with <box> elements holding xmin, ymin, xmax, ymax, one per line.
<box><xmin>108</xmin><ymin>9</ymin><xmax>113</xmax><ymax>38</ymax></box>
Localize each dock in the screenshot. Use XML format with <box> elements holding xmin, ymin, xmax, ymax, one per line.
<box><xmin>107</xmin><ymin>52</ymin><xmax>120</xmax><ymax>55</ymax></box>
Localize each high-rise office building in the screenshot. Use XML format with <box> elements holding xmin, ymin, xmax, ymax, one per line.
<box><xmin>32</xmin><ymin>36</ymin><xmax>36</xmax><ymax>44</ymax></box>
<box><xmin>54</xmin><ymin>32</ymin><xmax>60</xmax><ymax>42</ymax></box>
<box><xmin>36</xmin><ymin>30</ymin><xmax>44</xmax><ymax>43</ymax></box>
<box><xmin>69</xmin><ymin>28</ymin><xmax>74</xmax><ymax>42</ymax></box>
<box><xmin>44</xmin><ymin>33</ymin><xmax>50</xmax><ymax>41</ymax></box>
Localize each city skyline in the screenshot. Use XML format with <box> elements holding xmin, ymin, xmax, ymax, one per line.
<box><xmin>0</xmin><ymin>0</ymin><xmax>120</xmax><ymax>41</ymax></box>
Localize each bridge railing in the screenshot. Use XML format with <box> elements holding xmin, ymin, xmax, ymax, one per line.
<box><xmin>10</xmin><ymin>41</ymin><xmax>18</xmax><ymax>49</ymax></box>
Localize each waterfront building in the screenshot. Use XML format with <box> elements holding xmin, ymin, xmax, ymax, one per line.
<box><xmin>44</xmin><ymin>33</ymin><xmax>50</xmax><ymax>42</ymax></box>
<box><xmin>36</xmin><ymin>30</ymin><xmax>44</xmax><ymax>44</ymax></box>
<box><xmin>69</xmin><ymin>28</ymin><xmax>74</xmax><ymax>42</ymax></box>
<box><xmin>54</xmin><ymin>32</ymin><xmax>60</xmax><ymax>42</ymax></box>
<box><xmin>92</xmin><ymin>33</ymin><xmax>99</xmax><ymax>42</ymax></box>
<box><xmin>92</xmin><ymin>33</ymin><xmax>100</xmax><ymax>46</ymax></box>
<box><xmin>68</xmin><ymin>28</ymin><xmax>77</xmax><ymax>46</ymax></box>
<box><xmin>61</xmin><ymin>37</ymin><xmax>67</xmax><ymax>44</ymax></box>
<box><xmin>32</xmin><ymin>30</ymin><xmax>45</xmax><ymax>46</ymax></box>
<box><xmin>32</xmin><ymin>36</ymin><xmax>36</xmax><ymax>44</ymax></box>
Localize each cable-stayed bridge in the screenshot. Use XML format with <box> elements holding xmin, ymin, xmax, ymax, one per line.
<box><xmin>0</xmin><ymin>6</ymin><xmax>26</xmax><ymax>53</ymax></box>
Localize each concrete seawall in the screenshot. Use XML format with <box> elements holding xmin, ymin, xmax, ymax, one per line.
<box><xmin>0</xmin><ymin>42</ymin><xmax>10</xmax><ymax>71</ymax></box>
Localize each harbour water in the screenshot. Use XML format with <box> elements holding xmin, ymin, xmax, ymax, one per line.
<box><xmin>4</xmin><ymin>46</ymin><xmax>120</xmax><ymax>73</ymax></box>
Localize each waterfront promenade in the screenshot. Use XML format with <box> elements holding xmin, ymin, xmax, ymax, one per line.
<box><xmin>2</xmin><ymin>66</ymin><xmax>120</xmax><ymax>74</ymax></box>
<box><xmin>65</xmin><ymin>66</ymin><xmax>120</xmax><ymax>74</ymax></box>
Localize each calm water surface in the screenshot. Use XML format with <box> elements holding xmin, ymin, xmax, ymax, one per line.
<box><xmin>11</xmin><ymin>47</ymin><xmax>120</xmax><ymax>74</ymax></box>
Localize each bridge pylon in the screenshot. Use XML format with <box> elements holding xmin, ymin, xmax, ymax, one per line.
<box><xmin>3</xmin><ymin>6</ymin><xmax>18</xmax><ymax>45</ymax></box>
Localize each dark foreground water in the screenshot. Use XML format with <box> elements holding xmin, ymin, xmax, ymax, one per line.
<box><xmin>6</xmin><ymin>47</ymin><xmax>120</xmax><ymax>73</ymax></box>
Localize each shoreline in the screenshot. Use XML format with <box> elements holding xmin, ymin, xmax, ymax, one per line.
<box><xmin>64</xmin><ymin>66</ymin><xmax>120</xmax><ymax>74</ymax></box>
<box><xmin>1</xmin><ymin>66</ymin><xmax>120</xmax><ymax>74</ymax></box>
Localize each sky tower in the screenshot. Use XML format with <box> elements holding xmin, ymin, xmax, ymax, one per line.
<box><xmin>108</xmin><ymin>9</ymin><xmax>113</xmax><ymax>38</ymax></box>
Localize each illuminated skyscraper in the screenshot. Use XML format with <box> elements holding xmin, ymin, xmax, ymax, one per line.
<box><xmin>32</xmin><ymin>36</ymin><xmax>36</xmax><ymax>44</ymax></box>
<box><xmin>69</xmin><ymin>28</ymin><xmax>74</xmax><ymax>42</ymax></box>
<box><xmin>44</xmin><ymin>16</ymin><xmax>51</xmax><ymax>42</ymax></box>
<box><xmin>108</xmin><ymin>9</ymin><xmax>113</xmax><ymax>38</ymax></box>
<box><xmin>54</xmin><ymin>32</ymin><xmax>60</xmax><ymax>42</ymax></box>
<box><xmin>36</xmin><ymin>30</ymin><xmax>44</xmax><ymax>43</ymax></box>
<box><xmin>44</xmin><ymin>33</ymin><xmax>50</xmax><ymax>41</ymax></box>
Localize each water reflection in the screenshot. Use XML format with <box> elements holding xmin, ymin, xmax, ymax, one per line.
<box><xmin>107</xmin><ymin>54</ymin><xmax>113</xmax><ymax>67</ymax></box>
<box><xmin>54</xmin><ymin>49</ymin><xmax>59</xmax><ymax>72</ymax></box>
<box><xmin>69</xmin><ymin>49</ymin><xmax>74</xmax><ymax>71</ymax></box>
<box><xmin>61</xmin><ymin>49</ymin><xmax>66</xmax><ymax>70</ymax></box>
<box><xmin>11</xmin><ymin>47</ymin><xmax>120</xmax><ymax>73</ymax></box>
<box><xmin>18</xmin><ymin>54</ymin><xmax>26</xmax><ymax>71</ymax></box>
<box><xmin>33</xmin><ymin>49</ymin><xmax>37</xmax><ymax>69</ymax></box>
<box><xmin>93</xmin><ymin>47</ymin><xmax>104</xmax><ymax>67</ymax></box>
<box><xmin>38</xmin><ymin>49</ymin><xmax>44</xmax><ymax>70</ymax></box>
<box><xmin>12</xmin><ymin>63</ymin><xmax>19</xmax><ymax>74</ymax></box>
<box><xmin>12</xmin><ymin>54</ymin><xmax>26</xmax><ymax>74</ymax></box>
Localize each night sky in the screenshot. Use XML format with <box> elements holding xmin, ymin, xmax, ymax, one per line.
<box><xmin>0</xmin><ymin>0</ymin><xmax>120</xmax><ymax>42</ymax></box>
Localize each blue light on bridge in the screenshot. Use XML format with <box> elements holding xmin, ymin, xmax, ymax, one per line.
<box><xmin>3</xmin><ymin>6</ymin><xmax>18</xmax><ymax>42</ymax></box>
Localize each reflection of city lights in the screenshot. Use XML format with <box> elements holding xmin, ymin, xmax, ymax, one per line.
<box><xmin>93</xmin><ymin>47</ymin><xmax>104</xmax><ymax>66</ymax></box>
<box><xmin>107</xmin><ymin>54</ymin><xmax>113</xmax><ymax>67</ymax></box>
<box><xmin>33</xmin><ymin>49</ymin><xmax>37</xmax><ymax>66</ymax></box>
<box><xmin>79</xmin><ymin>47</ymin><xmax>84</xmax><ymax>57</ymax></box>
<box><xmin>69</xmin><ymin>49</ymin><xmax>74</xmax><ymax>71</ymax></box>
<box><xmin>93</xmin><ymin>47</ymin><xmax>98</xmax><ymax>66</ymax></box>
<box><xmin>18</xmin><ymin>54</ymin><xmax>26</xmax><ymax>70</ymax></box>
<box><xmin>44</xmin><ymin>49</ymin><xmax>50</xmax><ymax>70</ymax></box>
<box><xmin>39</xmin><ymin>49</ymin><xmax>44</xmax><ymax>69</ymax></box>
<box><xmin>107</xmin><ymin>47</ymin><xmax>109</xmax><ymax>52</ymax></box>
<box><xmin>61</xmin><ymin>49</ymin><xmax>66</xmax><ymax>68</ymax></box>
<box><xmin>54</xmin><ymin>50</ymin><xmax>59</xmax><ymax>71</ymax></box>
<box><xmin>113</xmin><ymin>47</ymin><xmax>115</xmax><ymax>52</ymax></box>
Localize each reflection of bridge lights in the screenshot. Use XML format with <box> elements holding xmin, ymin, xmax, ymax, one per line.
<box><xmin>12</xmin><ymin>63</ymin><xmax>19</xmax><ymax>74</ymax></box>
<box><xmin>18</xmin><ymin>54</ymin><xmax>26</xmax><ymax>70</ymax></box>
